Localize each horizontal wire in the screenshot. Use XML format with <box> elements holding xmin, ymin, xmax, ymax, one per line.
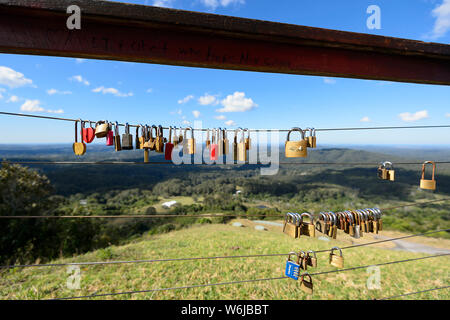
<box><xmin>0</xmin><ymin>198</ymin><xmax>447</xmax><ymax>219</ymax></box>
<box><xmin>2</xmin><ymin>111</ymin><xmax>450</xmax><ymax>132</ymax></box>
<box><xmin>377</xmin><ymin>285</ymin><xmax>450</xmax><ymax>300</ymax></box>
<box><xmin>4</xmin><ymin>161</ymin><xmax>450</xmax><ymax>166</ymax></box>
<box><xmin>51</xmin><ymin>254</ymin><xmax>449</xmax><ymax>300</ymax></box>
<box><xmin>3</xmin><ymin>228</ymin><xmax>448</xmax><ymax>270</ymax></box>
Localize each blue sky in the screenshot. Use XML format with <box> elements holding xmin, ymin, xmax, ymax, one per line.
<box><xmin>0</xmin><ymin>0</ymin><xmax>449</xmax><ymax>145</ymax></box>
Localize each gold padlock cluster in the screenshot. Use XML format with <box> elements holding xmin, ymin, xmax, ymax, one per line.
<box><xmin>285</xmin><ymin>127</ymin><xmax>316</xmax><ymax>158</ymax></box>
<box><xmin>376</xmin><ymin>160</ymin><xmax>438</xmax><ymax>190</ymax></box>
<box><xmin>377</xmin><ymin>161</ymin><xmax>395</xmax><ymax>181</ymax></box>
<box><xmin>283</xmin><ymin>208</ymin><xmax>383</xmax><ymax>240</ymax></box>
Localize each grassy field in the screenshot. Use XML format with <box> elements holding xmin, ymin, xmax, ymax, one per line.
<box><xmin>1</xmin><ymin>221</ymin><xmax>449</xmax><ymax>300</ymax></box>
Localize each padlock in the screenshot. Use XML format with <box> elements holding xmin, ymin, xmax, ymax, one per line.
<box><xmin>285</xmin><ymin>252</ymin><xmax>301</xmax><ymax>280</ymax></box>
<box><xmin>307</xmin><ymin>128</ymin><xmax>316</xmax><ymax>148</ymax></box>
<box><xmin>346</xmin><ymin>211</ymin><xmax>355</xmax><ymax>237</ymax></box>
<box><xmin>178</xmin><ymin>127</ymin><xmax>184</xmax><ymax>145</ymax></box>
<box><xmin>135</xmin><ymin>125</ymin><xmax>144</xmax><ymax>150</ymax></box>
<box><xmin>183</xmin><ymin>127</ymin><xmax>196</xmax><ymax>155</ymax></box>
<box><xmin>384</xmin><ymin>161</ymin><xmax>395</xmax><ymax>181</ymax></box>
<box><xmin>73</xmin><ymin>120</ymin><xmax>86</xmax><ymax>156</ymax></box>
<box><xmin>82</xmin><ymin>121</ymin><xmax>95</xmax><ymax>143</ymax></box>
<box><xmin>172</xmin><ymin>127</ymin><xmax>179</xmax><ymax>147</ymax></box>
<box><xmin>306</xmin><ymin>250</ymin><xmax>317</xmax><ymax>268</ymax></box>
<box><xmin>329</xmin><ymin>247</ymin><xmax>344</xmax><ymax>268</ymax></box>
<box><xmin>327</xmin><ymin>212</ymin><xmax>338</xmax><ymax>239</ymax></box>
<box><xmin>222</xmin><ymin>128</ymin><xmax>230</xmax><ymax>155</ymax></box>
<box><xmin>377</xmin><ymin>162</ymin><xmax>388</xmax><ymax>180</ymax></box>
<box><xmin>420</xmin><ymin>161</ymin><xmax>437</xmax><ymax>190</ymax></box>
<box><xmin>315</xmin><ymin>212</ymin><xmax>329</xmax><ymax>235</ymax></box>
<box><xmin>298</xmin><ymin>251</ymin><xmax>307</xmax><ymax>270</ymax></box>
<box><xmin>285</xmin><ymin>127</ymin><xmax>307</xmax><ymax>158</ymax></box>
<box><xmin>205</xmin><ymin>129</ymin><xmax>211</xmax><ymax>149</ymax></box>
<box><xmin>282</xmin><ymin>212</ymin><xmax>299</xmax><ymax>238</ymax></box>
<box><xmin>142</xmin><ymin>125</ymin><xmax>151</xmax><ymax>149</ymax></box>
<box><xmin>121</xmin><ymin>123</ymin><xmax>133</xmax><ymax>150</ymax></box>
<box><xmin>114</xmin><ymin>121</ymin><xmax>122</xmax><ymax>152</ymax></box>
<box><xmin>244</xmin><ymin>128</ymin><xmax>251</xmax><ymax>150</ymax></box>
<box><xmin>210</xmin><ymin>129</ymin><xmax>218</xmax><ymax>161</ymax></box>
<box><xmin>299</xmin><ymin>212</ymin><xmax>315</xmax><ymax>238</ymax></box>
<box><xmin>349</xmin><ymin>211</ymin><xmax>360</xmax><ymax>239</ymax></box>
<box><xmin>148</xmin><ymin>125</ymin><xmax>157</xmax><ymax>150</ymax></box>
<box><xmin>155</xmin><ymin>125</ymin><xmax>165</xmax><ymax>153</ymax></box>
<box><xmin>237</xmin><ymin>128</ymin><xmax>247</xmax><ymax>162</ymax></box>
<box><xmin>367</xmin><ymin>208</ymin><xmax>379</xmax><ymax>234</ymax></box>
<box><xmin>233</xmin><ymin>128</ymin><xmax>241</xmax><ymax>161</ymax></box>
<box><xmin>353</xmin><ymin>210</ymin><xmax>364</xmax><ymax>238</ymax></box>
<box><xmin>106</xmin><ymin>123</ymin><xmax>114</xmax><ymax>146</ymax></box>
<box><xmin>165</xmin><ymin>126</ymin><xmax>174</xmax><ymax>161</ymax></box>
<box><xmin>217</xmin><ymin>127</ymin><xmax>223</xmax><ymax>156</ymax></box>
<box><xmin>299</xmin><ymin>273</ymin><xmax>313</xmax><ymax>295</ymax></box>
<box><xmin>95</xmin><ymin>120</ymin><xmax>109</xmax><ymax>138</ymax></box>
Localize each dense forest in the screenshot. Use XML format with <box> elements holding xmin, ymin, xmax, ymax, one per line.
<box><xmin>0</xmin><ymin>145</ymin><xmax>449</xmax><ymax>265</ymax></box>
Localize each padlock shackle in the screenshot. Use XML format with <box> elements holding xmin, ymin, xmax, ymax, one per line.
<box><xmin>300</xmin><ymin>212</ymin><xmax>314</xmax><ymax>224</ymax></box>
<box><xmin>421</xmin><ymin>161</ymin><xmax>436</xmax><ymax>180</ymax></box>
<box><xmin>307</xmin><ymin>250</ymin><xmax>317</xmax><ymax>259</ymax></box>
<box><xmin>330</xmin><ymin>246</ymin><xmax>343</xmax><ymax>256</ymax></box>
<box><xmin>300</xmin><ymin>272</ymin><xmax>312</xmax><ymax>283</ymax></box>
<box><xmin>286</xmin><ymin>127</ymin><xmax>305</xmax><ymax>141</ymax></box>
<box><xmin>114</xmin><ymin>121</ymin><xmax>120</xmax><ymax>136</ymax></box>
<box><xmin>382</xmin><ymin>161</ymin><xmax>393</xmax><ymax>169</ymax></box>
<box><xmin>287</xmin><ymin>251</ymin><xmax>300</xmax><ymax>262</ymax></box>
<box><xmin>327</xmin><ymin>211</ymin><xmax>337</xmax><ymax>225</ymax></box>
<box><xmin>319</xmin><ymin>212</ymin><xmax>328</xmax><ymax>222</ymax></box>
<box><xmin>184</xmin><ymin>126</ymin><xmax>194</xmax><ymax>139</ymax></box>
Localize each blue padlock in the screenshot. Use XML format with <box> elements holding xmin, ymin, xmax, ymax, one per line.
<box><xmin>285</xmin><ymin>252</ymin><xmax>301</xmax><ymax>280</ymax></box>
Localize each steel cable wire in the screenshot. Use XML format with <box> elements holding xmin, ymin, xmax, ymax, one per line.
<box><xmin>50</xmin><ymin>253</ymin><xmax>449</xmax><ymax>300</ymax></box>
<box><xmin>3</xmin><ymin>228</ymin><xmax>448</xmax><ymax>270</ymax></box>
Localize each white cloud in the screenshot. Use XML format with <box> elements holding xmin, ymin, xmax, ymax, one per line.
<box><xmin>178</xmin><ymin>95</ymin><xmax>194</xmax><ymax>104</ymax></box>
<box><xmin>323</xmin><ymin>77</ymin><xmax>337</xmax><ymax>84</ymax></box>
<box><xmin>214</xmin><ymin>115</ymin><xmax>226</xmax><ymax>120</ymax></box>
<box><xmin>7</xmin><ymin>95</ymin><xmax>19</xmax><ymax>103</ymax></box>
<box><xmin>200</xmin><ymin>0</ymin><xmax>244</xmax><ymax>9</ymax></box>
<box><xmin>198</xmin><ymin>94</ymin><xmax>218</xmax><ymax>106</ymax></box>
<box><xmin>75</xmin><ymin>58</ymin><xmax>86</xmax><ymax>64</ymax></box>
<box><xmin>47</xmin><ymin>89</ymin><xmax>72</xmax><ymax>95</ymax></box>
<box><xmin>146</xmin><ymin>88</ymin><xmax>153</xmax><ymax>93</ymax></box>
<box><xmin>0</xmin><ymin>93</ymin><xmax>3</xmax><ymax>99</ymax></box>
<box><xmin>20</xmin><ymin>100</ymin><xmax>44</xmax><ymax>112</ymax></box>
<box><xmin>428</xmin><ymin>0</ymin><xmax>450</xmax><ymax>39</ymax></box>
<box><xmin>216</xmin><ymin>91</ymin><xmax>257</xmax><ymax>113</ymax></box>
<box><xmin>46</xmin><ymin>109</ymin><xmax>64</xmax><ymax>114</ymax></box>
<box><xmin>19</xmin><ymin>99</ymin><xmax>64</xmax><ymax>114</ymax></box>
<box><xmin>182</xmin><ymin>120</ymin><xmax>191</xmax><ymax>125</ymax></box>
<box><xmin>360</xmin><ymin>116</ymin><xmax>371</xmax><ymax>122</ymax></box>
<box><xmin>153</xmin><ymin>0</ymin><xmax>174</xmax><ymax>7</ymax></box>
<box><xmin>0</xmin><ymin>66</ymin><xmax>33</xmax><ymax>88</ymax></box>
<box><xmin>192</xmin><ymin>110</ymin><xmax>201</xmax><ymax>118</ymax></box>
<box><xmin>398</xmin><ymin>110</ymin><xmax>429</xmax><ymax>122</ymax></box>
<box><xmin>92</xmin><ymin>86</ymin><xmax>133</xmax><ymax>97</ymax></box>
<box><xmin>69</xmin><ymin>75</ymin><xmax>90</xmax><ymax>86</ymax></box>
<box><xmin>225</xmin><ymin>120</ymin><xmax>236</xmax><ymax>126</ymax></box>
<box><xmin>445</xmin><ymin>113</ymin><xmax>450</xmax><ymax>117</ymax></box>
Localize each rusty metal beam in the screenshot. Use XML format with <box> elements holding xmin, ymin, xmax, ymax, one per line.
<box><xmin>0</xmin><ymin>0</ymin><xmax>449</xmax><ymax>85</ymax></box>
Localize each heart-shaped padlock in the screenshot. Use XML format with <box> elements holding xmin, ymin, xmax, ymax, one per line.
<box><xmin>82</xmin><ymin>121</ymin><xmax>95</xmax><ymax>143</ymax></box>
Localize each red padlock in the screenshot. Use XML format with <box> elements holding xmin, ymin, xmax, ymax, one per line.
<box><xmin>82</xmin><ymin>120</ymin><xmax>95</xmax><ymax>143</ymax></box>
<box><xmin>210</xmin><ymin>128</ymin><xmax>218</xmax><ymax>161</ymax></box>
<box><xmin>165</xmin><ymin>126</ymin><xmax>174</xmax><ymax>160</ymax></box>
<box><xmin>106</xmin><ymin>122</ymin><xmax>114</xmax><ymax>146</ymax></box>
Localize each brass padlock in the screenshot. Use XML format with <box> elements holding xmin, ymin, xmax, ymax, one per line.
<box><xmin>282</xmin><ymin>212</ymin><xmax>299</xmax><ymax>238</ymax></box>
<box><xmin>135</xmin><ymin>124</ymin><xmax>144</xmax><ymax>149</ymax></box>
<box><xmin>384</xmin><ymin>161</ymin><xmax>395</xmax><ymax>181</ymax></box>
<box><xmin>329</xmin><ymin>247</ymin><xmax>344</xmax><ymax>268</ymax></box>
<box><xmin>142</xmin><ymin>125</ymin><xmax>152</xmax><ymax>149</ymax></box>
<box><xmin>244</xmin><ymin>128</ymin><xmax>251</xmax><ymax>150</ymax></box>
<box><xmin>299</xmin><ymin>273</ymin><xmax>313</xmax><ymax>295</ymax></box>
<box><xmin>237</xmin><ymin>128</ymin><xmax>247</xmax><ymax>162</ymax></box>
<box><xmin>155</xmin><ymin>125</ymin><xmax>164</xmax><ymax>153</ymax></box>
<box><xmin>299</xmin><ymin>212</ymin><xmax>315</xmax><ymax>238</ymax></box>
<box><xmin>183</xmin><ymin>127</ymin><xmax>196</xmax><ymax>155</ymax></box>
<box><xmin>172</xmin><ymin>127</ymin><xmax>179</xmax><ymax>147</ymax></box>
<box><xmin>367</xmin><ymin>208</ymin><xmax>379</xmax><ymax>234</ymax></box>
<box><xmin>373</xmin><ymin>207</ymin><xmax>383</xmax><ymax>231</ymax></box>
<box><xmin>95</xmin><ymin>120</ymin><xmax>109</xmax><ymax>138</ymax></box>
<box><xmin>233</xmin><ymin>128</ymin><xmax>241</xmax><ymax>161</ymax></box>
<box><xmin>73</xmin><ymin>120</ymin><xmax>86</xmax><ymax>156</ymax></box>
<box><xmin>298</xmin><ymin>251</ymin><xmax>307</xmax><ymax>270</ymax></box>
<box><xmin>217</xmin><ymin>127</ymin><xmax>223</xmax><ymax>156</ymax></box>
<box><xmin>122</xmin><ymin>123</ymin><xmax>133</xmax><ymax>150</ymax></box>
<box><xmin>306</xmin><ymin>250</ymin><xmax>317</xmax><ymax>268</ymax></box>
<box><xmin>327</xmin><ymin>211</ymin><xmax>338</xmax><ymax>239</ymax></box>
<box><xmin>420</xmin><ymin>161</ymin><xmax>437</xmax><ymax>190</ymax></box>
<box><xmin>315</xmin><ymin>212</ymin><xmax>329</xmax><ymax>235</ymax></box>
<box><xmin>205</xmin><ymin>128</ymin><xmax>211</xmax><ymax>149</ymax></box>
<box><xmin>114</xmin><ymin>121</ymin><xmax>122</xmax><ymax>152</ymax></box>
<box><xmin>306</xmin><ymin>128</ymin><xmax>316</xmax><ymax>148</ymax></box>
<box><xmin>377</xmin><ymin>162</ymin><xmax>388</xmax><ymax>180</ymax></box>
<box><xmin>222</xmin><ymin>128</ymin><xmax>230</xmax><ymax>155</ymax></box>
<box><xmin>285</xmin><ymin>127</ymin><xmax>307</xmax><ymax>158</ymax></box>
